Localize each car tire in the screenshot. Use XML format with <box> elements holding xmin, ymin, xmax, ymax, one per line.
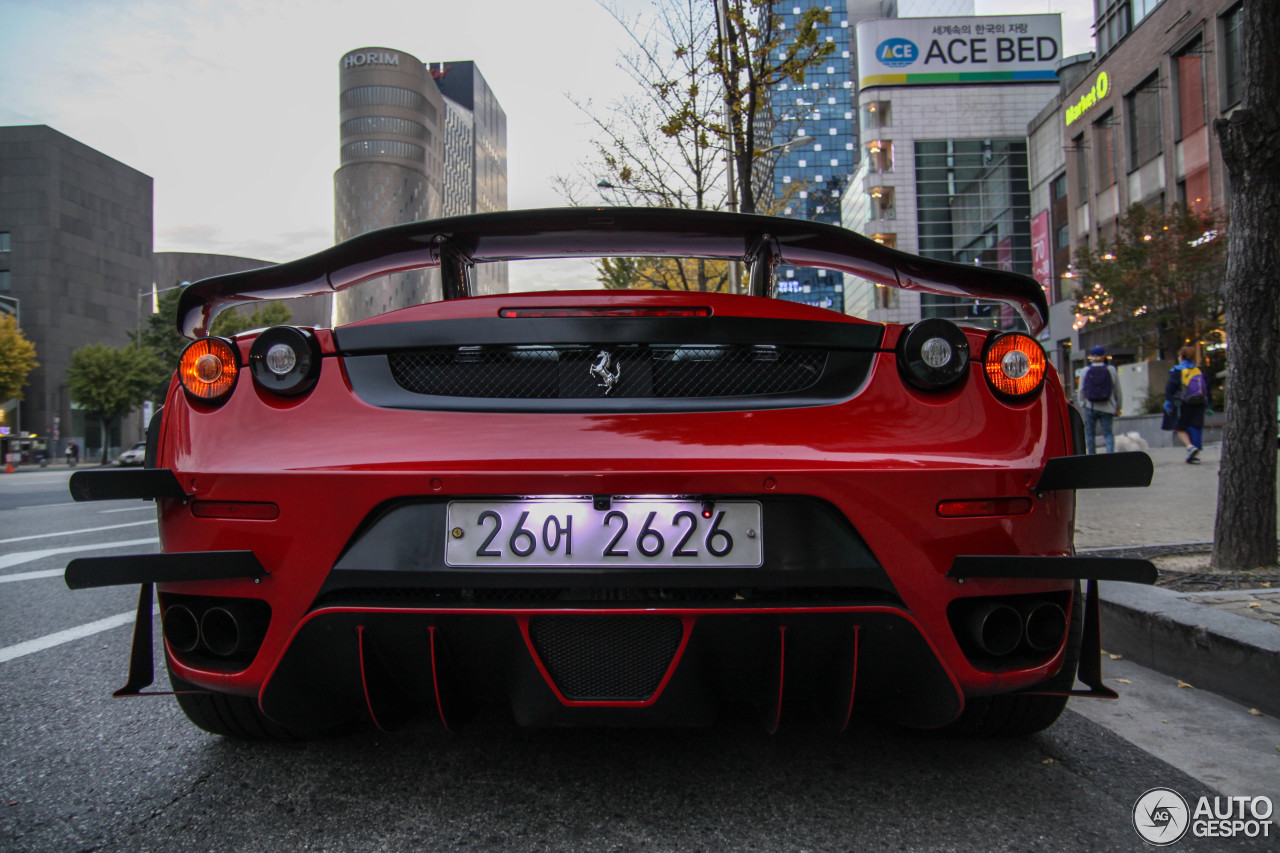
<box><xmin>942</xmin><ymin>586</ymin><xmax>1085</xmax><ymax>738</ymax></box>
<box><xmin>168</xmin><ymin>670</ymin><xmax>303</xmax><ymax>740</ymax></box>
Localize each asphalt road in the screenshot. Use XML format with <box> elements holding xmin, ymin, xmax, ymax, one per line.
<box><xmin>1</xmin><ymin>469</ymin><xmax>1275</xmax><ymax>852</ymax></box>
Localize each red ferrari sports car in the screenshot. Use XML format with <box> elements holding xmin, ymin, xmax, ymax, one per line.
<box><xmin>66</xmin><ymin>208</ymin><xmax>1154</xmax><ymax>739</ymax></box>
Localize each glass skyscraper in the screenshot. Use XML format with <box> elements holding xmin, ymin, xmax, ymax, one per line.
<box><xmin>768</xmin><ymin>2</ymin><xmax>856</xmax><ymax>313</ymax></box>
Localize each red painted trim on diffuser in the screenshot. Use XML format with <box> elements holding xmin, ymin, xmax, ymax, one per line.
<box><xmin>839</xmin><ymin>626</ymin><xmax>860</xmax><ymax>733</ymax></box>
<box><xmin>356</xmin><ymin>625</ymin><xmax>390</xmax><ymax>733</ymax></box>
<box><xmin>428</xmin><ymin>625</ymin><xmax>453</xmax><ymax>733</ymax></box>
<box><xmin>515</xmin><ymin>613</ymin><xmax>697</xmax><ymax>708</ymax></box>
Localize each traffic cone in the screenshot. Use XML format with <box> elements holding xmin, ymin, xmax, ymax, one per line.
<box><xmin>4</xmin><ymin>461</ymin><xmax>13</xmax><ymax>474</ymax></box>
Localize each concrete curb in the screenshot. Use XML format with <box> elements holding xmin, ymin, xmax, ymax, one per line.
<box><xmin>1098</xmin><ymin>580</ymin><xmax>1280</xmax><ymax>717</ymax></box>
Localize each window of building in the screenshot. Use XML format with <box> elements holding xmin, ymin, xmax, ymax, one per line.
<box><xmin>1094</xmin><ymin>0</ymin><xmax>1132</xmax><ymax>56</ymax></box>
<box><xmin>341</xmin><ymin>116</ymin><xmax>429</xmax><ymax>142</ymax></box>
<box><xmin>1055</xmin><ymin>222</ymin><xmax>1071</xmax><ymax>251</ymax></box>
<box><xmin>1093</xmin><ymin>112</ymin><xmax>1116</xmax><ymax>189</ymax></box>
<box><xmin>1174</xmin><ymin>38</ymin><xmax>1206</xmax><ymax>139</ymax></box>
<box><xmin>1222</xmin><ymin>3</ymin><xmax>1244</xmax><ymax>108</ymax></box>
<box><xmin>340</xmin><ymin>139</ymin><xmax>426</xmax><ymax>164</ymax></box>
<box><xmin>1126</xmin><ymin>74</ymin><xmax>1163</xmax><ymax>170</ymax></box>
<box><xmin>914</xmin><ymin>138</ymin><xmax>1033</xmax><ymax>295</ymax></box>
<box><xmin>339</xmin><ymin>86</ymin><xmax>436</xmax><ymax>124</ymax></box>
<box><xmin>1132</xmin><ymin>0</ymin><xmax>1165</xmax><ymax>26</ymax></box>
<box><xmin>874</xmin><ymin>283</ymin><xmax>899</xmax><ymax>309</ymax></box>
<box><xmin>0</xmin><ymin>232</ymin><xmax>9</xmax><ymax>252</ymax></box>
<box><xmin>1050</xmin><ymin>173</ymin><xmax>1068</xmax><ymax>202</ymax></box>
<box><xmin>866</xmin><ymin>140</ymin><xmax>893</xmax><ymax>172</ymax></box>
<box><xmin>0</xmin><ymin>270</ymin><xmax>10</xmax><ymax>292</ymax></box>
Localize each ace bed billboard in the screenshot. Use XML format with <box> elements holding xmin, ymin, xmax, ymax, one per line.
<box><xmin>857</xmin><ymin>15</ymin><xmax>1062</xmax><ymax>89</ymax></box>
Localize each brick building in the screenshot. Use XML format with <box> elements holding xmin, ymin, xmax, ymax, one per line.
<box><xmin>1029</xmin><ymin>0</ymin><xmax>1242</xmax><ymax>381</ymax></box>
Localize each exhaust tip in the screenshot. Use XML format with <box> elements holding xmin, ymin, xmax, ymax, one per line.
<box><xmin>970</xmin><ymin>603</ymin><xmax>1023</xmax><ymax>657</ymax></box>
<box><xmin>1024</xmin><ymin>602</ymin><xmax>1068</xmax><ymax>652</ymax></box>
<box><xmin>199</xmin><ymin>606</ymin><xmax>242</xmax><ymax>658</ymax></box>
<box><xmin>162</xmin><ymin>605</ymin><xmax>200</xmax><ymax>653</ymax></box>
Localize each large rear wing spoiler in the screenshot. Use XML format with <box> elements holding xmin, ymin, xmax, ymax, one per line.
<box><xmin>177</xmin><ymin>207</ymin><xmax>1049</xmax><ymax>338</ymax></box>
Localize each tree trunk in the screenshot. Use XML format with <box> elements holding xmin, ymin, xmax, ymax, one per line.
<box><xmin>1212</xmin><ymin>2</ymin><xmax>1280</xmax><ymax>569</ymax></box>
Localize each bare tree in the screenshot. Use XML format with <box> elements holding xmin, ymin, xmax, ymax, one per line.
<box><xmin>560</xmin><ymin>0</ymin><xmax>729</xmax><ymax>214</ymax></box>
<box><xmin>1212</xmin><ymin>1</ymin><xmax>1280</xmax><ymax>570</ymax></box>
<box><xmin>556</xmin><ymin>0</ymin><xmax>834</xmax><ymax>290</ymax></box>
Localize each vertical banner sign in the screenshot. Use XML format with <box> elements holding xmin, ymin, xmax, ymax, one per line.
<box><xmin>857</xmin><ymin>15</ymin><xmax>1063</xmax><ymax>88</ymax></box>
<box><xmin>997</xmin><ymin>236</ymin><xmax>1014</xmax><ymax>272</ymax></box>
<box><xmin>1030</xmin><ymin>210</ymin><xmax>1052</xmax><ymax>295</ymax></box>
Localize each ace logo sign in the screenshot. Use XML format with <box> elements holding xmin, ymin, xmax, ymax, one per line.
<box><xmin>877</xmin><ymin>38</ymin><xmax>918</xmax><ymax>68</ymax></box>
<box><xmin>1133</xmin><ymin>788</ymin><xmax>1274</xmax><ymax>845</ymax></box>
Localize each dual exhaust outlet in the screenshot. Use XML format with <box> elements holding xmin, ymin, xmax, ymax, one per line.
<box><xmin>966</xmin><ymin>600</ymin><xmax>1067</xmax><ymax>657</ymax></box>
<box><xmin>163</xmin><ymin>603</ymin><xmax>261</xmax><ymax>659</ymax></box>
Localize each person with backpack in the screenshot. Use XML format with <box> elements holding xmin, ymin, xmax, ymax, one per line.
<box><xmin>1077</xmin><ymin>345</ymin><xmax>1123</xmax><ymax>454</ymax></box>
<box><xmin>1163</xmin><ymin>345</ymin><xmax>1208</xmax><ymax>463</ymax></box>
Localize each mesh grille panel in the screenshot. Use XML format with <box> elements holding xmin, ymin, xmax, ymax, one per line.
<box><xmin>387</xmin><ymin>345</ymin><xmax>826</xmax><ymax>399</ymax></box>
<box><xmin>528</xmin><ymin>615</ymin><xmax>684</xmax><ymax>701</ymax></box>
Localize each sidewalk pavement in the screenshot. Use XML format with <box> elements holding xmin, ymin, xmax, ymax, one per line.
<box><xmin>1076</xmin><ymin>441</ymin><xmax>1280</xmax><ymax>716</ymax></box>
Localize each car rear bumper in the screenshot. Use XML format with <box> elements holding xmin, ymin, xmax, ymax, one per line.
<box><xmin>65</xmin><ymin>460</ymin><xmax>1153</xmax><ymax>729</ymax></box>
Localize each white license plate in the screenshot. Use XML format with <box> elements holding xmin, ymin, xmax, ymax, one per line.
<box><xmin>445</xmin><ymin>499</ymin><xmax>763</xmax><ymax>568</ymax></box>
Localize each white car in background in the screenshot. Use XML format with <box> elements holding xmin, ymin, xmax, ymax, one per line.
<box><xmin>113</xmin><ymin>441</ymin><xmax>146</xmax><ymax>466</ymax></box>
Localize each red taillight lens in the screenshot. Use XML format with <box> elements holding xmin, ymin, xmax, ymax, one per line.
<box><xmin>983</xmin><ymin>333</ymin><xmax>1046</xmax><ymax>399</ymax></box>
<box><xmin>937</xmin><ymin>498</ymin><xmax>1033</xmax><ymax>518</ymax></box>
<box><xmin>499</xmin><ymin>307</ymin><xmax>711</xmax><ymax>318</ymax></box>
<box><xmin>179</xmin><ymin>338</ymin><xmax>239</xmax><ymax>402</ymax></box>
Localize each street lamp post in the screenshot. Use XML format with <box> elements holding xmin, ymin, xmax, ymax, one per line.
<box><xmin>136</xmin><ymin>281</ymin><xmax>190</xmax><ymax>338</ymax></box>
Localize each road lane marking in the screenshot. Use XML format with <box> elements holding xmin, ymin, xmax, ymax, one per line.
<box><xmin>0</xmin><ymin>471</ymin><xmax>74</xmax><ymax>483</ymax></box>
<box><xmin>0</xmin><ymin>568</ymin><xmax>64</xmax><ymax>583</ymax></box>
<box><xmin>0</xmin><ymin>606</ymin><xmax>160</xmax><ymax>665</ymax></box>
<box><xmin>0</xmin><ymin>520</ymin><xmax>155</xmax><ymax>545</ymax></box>
<box><xmin>0</xmin><ymin>537</ymin><xmax>160</xmax><ymax>571</ymax></box>
<box><xmin>11</xmin><ymin>503</ymin><xmax>75</xmax><ymax>510</ymax></box>
<box><xmin>100</xmin><ymin>506</ymin><xmax>155</xmax><ymax>514</ymax></box>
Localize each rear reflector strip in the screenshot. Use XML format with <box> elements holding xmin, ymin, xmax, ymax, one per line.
<box><xmin>499</xmin><ymin>307</ymin><xmax>711</xmax><ymax>318</ymax></box>
<box><xmin>190</xmin><ymin>501</ymin><xmax>280</xmax><ymax>520</ymax></box>
<box><xmin>937</xmin><ymin>498</ymin><xmax>1032</xmax><ymax>518</ymax></box>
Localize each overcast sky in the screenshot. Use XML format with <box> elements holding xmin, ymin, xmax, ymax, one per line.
<box><xmin>0</xmin><ymin>0</ymin><xmax>1093</xmax><ymax>290</ymax></box>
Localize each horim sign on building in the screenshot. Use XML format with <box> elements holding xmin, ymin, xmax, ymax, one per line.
<box><xmin>856</xmin><ymin>14</ymin><xmax>1063</xmax><ymax>88</ymax></box>
<box><xmin>343</xmin><ymin>49</ymin><xmax>401</xmax><ymax>69</ymax></box>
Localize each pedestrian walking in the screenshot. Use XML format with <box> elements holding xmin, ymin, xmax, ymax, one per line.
<box><xmin>1078</xmin><ymin>345</ymin><xmax>1122</xmax><ymax>454</ymax></box>
<box><xmin>1162</xmin><ymin>345</ymin><xmax>1208</xmax><ymax>463</ymax></box>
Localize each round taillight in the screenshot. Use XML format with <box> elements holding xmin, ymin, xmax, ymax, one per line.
<box><xmin>248</xmin><ymin>326</ymin><xmax>321</xmax><ymax>396</ymax></box>
<box><xmin>179</xmin><ymin>338</ymin><xmax>239</xmax><ymax>402</ymax></box>
<box><xmin>897</xmin><ymin>318</ymin><xmax>970</xmax><ymax>391</ymax></box>
<box><xmin>983</xmin><ymin>333</ymin><xmax>1047</xmax><ymax>400</ymax></box>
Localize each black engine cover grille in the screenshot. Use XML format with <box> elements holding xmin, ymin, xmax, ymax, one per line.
<box><xmin>338</xmin><ymin>316</ymin><xmax>883</xmax><ymax>413</ymax></box>
<box><xmin>527</xmin><ymin>615</ymin><xmax>684</xmax><ymax>701</ymax></box>
<box><xmin>387</xmin><ymin>345</ymin><xmax>826</xmax><ymax>399</ymax></box>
